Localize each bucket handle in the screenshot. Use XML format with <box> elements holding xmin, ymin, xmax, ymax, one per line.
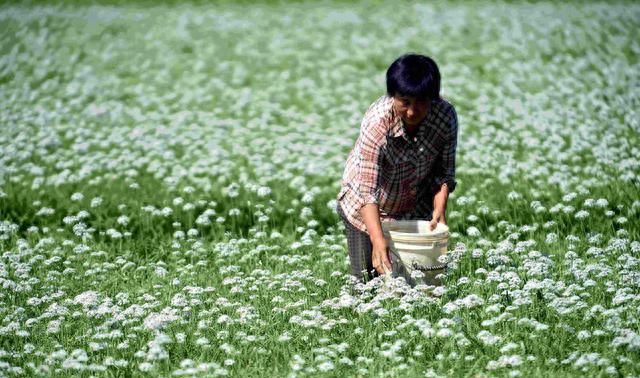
<box><xmin>412</xmin><ymin>261</ymin><xmax>448</xmax><ymax>271</ymax></box>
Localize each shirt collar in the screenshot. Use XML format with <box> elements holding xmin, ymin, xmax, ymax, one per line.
<box><xmin>389</xmin><ymin>99</ymin><xmax>435</xmax><ymax>140</ymax></box>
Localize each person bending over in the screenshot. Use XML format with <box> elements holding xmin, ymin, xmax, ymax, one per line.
<box><xmin>336</xmin><ymin>53</ymin><xmax>459</xmax><ymax>282</ymax></box>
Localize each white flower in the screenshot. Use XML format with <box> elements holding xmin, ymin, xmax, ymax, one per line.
<box><xmin>577</xmin><ymin>330</ymin><xmax>591</xmax><ymax>340</ymax></box>
<box><xmin>301</xmin><ymin>192</ymin><xmax>315</xmax><ymax>204</ymax></box>
<box><xmin>278</xmin><ymin>332</ymin><xmax>292</xmax><ymax>342</ymax></box>
<box><xmin>257</xmin><ymin>186</ymin><xmax>271</xmax><ymax>197</ymax></box>
<box><xmin>63</xmin><ymin>215</ymin><xmax>78</xmax><ymax>225</ymax></box>
<box><xmin>467</xmin><ymin>226</ymin><xmax>481</xmax><ymax>237</ymax></box>
<box><xmin>562</xmin><ymin>192</ymin><xmax>577</xmax><ymax>202</ymax></box>
<box><xmin>143</xmin><ymin>308</ymin><xmax>179</xmax><ymax>331</ymax></box>
<box><xmin>46</xmin><ymin>320</ymin><xmax>62</xmax><ymax>334</ymax></box>
<box><xmin>300</xmin><ymin>207</ymin><xmax>313</xmax><ymax>218</ymax></box>
<box><xmin>70</xmin><ymin>192</ymin><xmax>84</xmax><ymax>201</ymax></box>
<box><xmin>507</xmin><ymin>191</ymin><xmax>522</xmax><ymax>201</ymax></box>
<box><xmin>36</xmin><ymin>207</ymin><xmax>55</xmax><ymax>216</ymax></box>
<box><xmin>460</xmin><ymin>294</ymin><xmax>485</xmax><ymax>309</ymax></box>
<box><xmin>74</xmin><ymin>291</ymin><xmax>99</xmax><ymax>307</ymax></box>
<box><xmin>477</xmin><ymin>330</ymin><xmax>501</xmax><ymax>346</ymax></box>
<box><xmin>574</xmin><ymin>210</ymin><xmax>589</xmax><ymax>219</ymax></box>
<box><xmin>562</xmin><ymin>205</ymin><xmax>575</xmax><ymax>214</ymax></box>
<box><xmin>270</xmin><ymin>231</ymin><xmax>283</xmax><ymax>239</ymax></box>
<box><xmin>410</xmin><ymin>270</ymin><xmax>425</xmax><ymax>279</ymax></box>
<box><xmin>106</xmin><ymin>228</ymin><xmax>122</xmax><ymax>239</ymax></box>
<box><xmin>317</xmin><ymin>361</ymin><xmax>334</xmax><ymax>372</ymax></box>
<box><xmin>90</xmin><ymin>197</ymin><xmax>103</xmax><ymax>207</ymax></box>
<box><xmin>500</xmin><ymin>342</ymin><xmax>519</xmax><ymax>353</ymax></box>
<box><xmin>498</xmin><ymin>354</ymin><xmax>523</xmax><ymax>367</ymax></box>
<box><xmin>76</xmin><ymin>210</ymin><xmax>90</xmax><ymax>219</ymax></box>
<box><xmin>155</xmin><ymin>266</ymin><xmax>168</xmax><ymax>277</ymax></box>
<box><xmin>195</xmin><ymin>214</ymin><xmax>211</xmax><ymax>226</ymax></box>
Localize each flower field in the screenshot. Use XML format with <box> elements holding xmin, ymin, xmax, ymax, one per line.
<box><xmin>1</xmin><ymin>1</ymin><xmax>639</xmax><ymax>377</ymax></box>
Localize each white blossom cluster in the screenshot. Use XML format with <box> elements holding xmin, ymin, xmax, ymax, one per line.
<box><xmin>0</xmin><ymin>1</ymin><xmax>639</xmax><ymax>377</ymax></box>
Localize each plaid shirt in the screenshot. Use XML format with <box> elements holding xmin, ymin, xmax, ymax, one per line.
<box><xmin>337</xmin><ymin>94</ymin><xmax>458</xmax><ymax>233</ymax></box>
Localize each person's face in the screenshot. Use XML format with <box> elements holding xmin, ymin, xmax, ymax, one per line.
<box><xmin>392</xmin><ymin>94</ymin><xmax>431</xmax><ymax>127</ymax></box>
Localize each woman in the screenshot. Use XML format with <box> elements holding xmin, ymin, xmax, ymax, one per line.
<box><xmin>336</xmin><ymin>53</ymin><xmax>459</xmax><ymax>282</ymax></box>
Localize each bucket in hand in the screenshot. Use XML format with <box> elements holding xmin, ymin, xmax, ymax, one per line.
<box><xmin>381</xmin><ymin>220</ymin><xmax>449</xmax><ymax>287</ymax></box>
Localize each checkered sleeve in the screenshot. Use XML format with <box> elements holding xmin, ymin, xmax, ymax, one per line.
<box><xmin>433</xmin><ymin>105</ymin><xmax>458</xmax><ymax>193</ymax></box>
<box><xmin>353</xmin><ymin>106</ymin><xmax>387</xmax><ymax>209</ymax></box>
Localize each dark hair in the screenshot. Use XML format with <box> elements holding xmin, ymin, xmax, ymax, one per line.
<box><xmin>386</xmin><ymin>53</ymin><xmax>441</xmax><ymax>100</ymax></box>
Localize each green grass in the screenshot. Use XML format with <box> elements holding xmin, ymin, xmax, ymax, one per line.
<box><xmin>1</xmin><ymin>0</ymin><xmax>639</xmax><ymax>377</ymax></box>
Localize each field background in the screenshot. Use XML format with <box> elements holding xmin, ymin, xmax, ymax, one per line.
<box><xmin>1</xmin><ymin>1</ymin><xmax>639</xmax><ymax>377</ymax></box>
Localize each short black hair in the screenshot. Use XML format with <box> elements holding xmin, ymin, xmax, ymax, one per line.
<box><xmin>386</xmin><ymin>53</ymin><xmax>441</xmax><ymax>100</ymax></box>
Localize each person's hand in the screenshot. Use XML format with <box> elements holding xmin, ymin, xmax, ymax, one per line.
<box><xmin>371</xmin><ymin>237</ymin><xmax>392</xmax><ymax>275</ymax></box>
<box><xmin>429</xmin><ymin>210</ymin><xmax>447</xmax><ymax>231</ymax></box>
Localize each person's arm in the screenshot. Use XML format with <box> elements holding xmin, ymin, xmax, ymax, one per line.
<box><xmin>430</xmin><ymin>183</ymin><xmax>449</xmax><ymax>230</ymax></box>
<box><xmin>430</xmin><ymin>106</ymin><xmax>458</xmax><ymax>230</ymax></box>
<box><xmin>353</xmin><ymin>102</ymin><xmax>392</xmax><ymax>274</ymax></box>
<box><xmin>360</xmin><ymin>204</ymin><xmax>391</xmax><ymax>274</ymax></box>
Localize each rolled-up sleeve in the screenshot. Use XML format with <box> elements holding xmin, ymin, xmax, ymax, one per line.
<box><xmin>433</xmin><ymin>106</ymin><xmax>458</xmax><ymax>193</ymax></box>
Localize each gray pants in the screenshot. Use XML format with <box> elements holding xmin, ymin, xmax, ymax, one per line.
<box><xmin>336</xmin><ymin>202</ymin><xmax>380</xmax><ymax>282</ymax></box>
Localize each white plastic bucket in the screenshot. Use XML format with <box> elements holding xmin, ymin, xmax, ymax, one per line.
<box><xmin>381</xmin><ymin>220</ymin><xmax>449</xmax><ymax>286</ymax></box>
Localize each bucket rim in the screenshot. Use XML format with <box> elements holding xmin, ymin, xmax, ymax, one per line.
<box><xmin>382</xmin><ymin>220</ymin><xmax>449</xmax><ymax>238</ymax></box>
